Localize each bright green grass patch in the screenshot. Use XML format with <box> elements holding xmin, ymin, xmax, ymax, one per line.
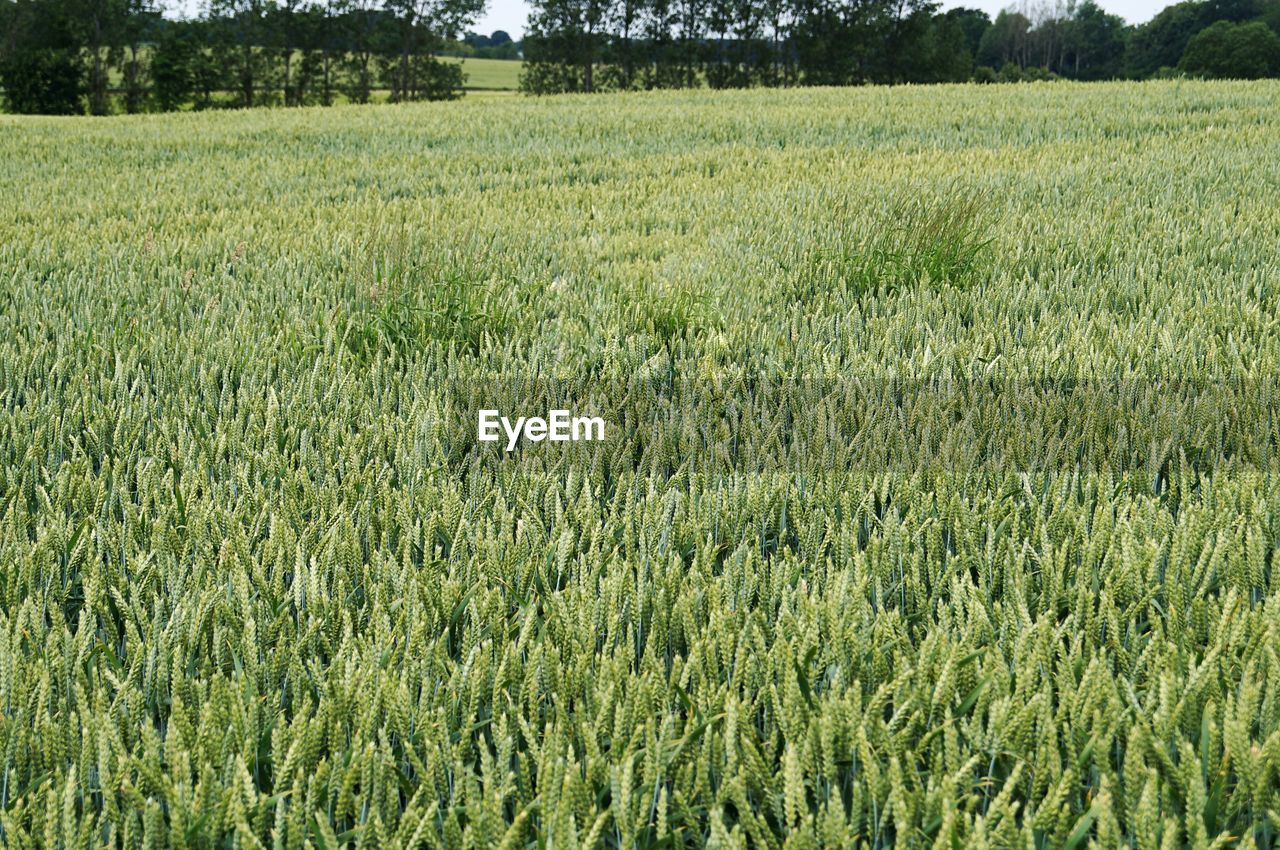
<box><xmin>443</xmin><ymin>55</ymin><xmax>523</xmax><ymax>90</ymax></box>
<box><xmin>1</xmin><ymin>82</ymin><xmax>1280</xmax><ymax>850</ymax></box>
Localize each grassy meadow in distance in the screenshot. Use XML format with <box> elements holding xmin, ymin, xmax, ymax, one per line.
<box><xmin>445</xmin><ymin>56</ymin><xmax>522</xmax><ymax>90</ymax></box>
<box><xmin>2</xmin><ymin>81</ymin><xmax>1280</xmax><ymax>849</ymax></box>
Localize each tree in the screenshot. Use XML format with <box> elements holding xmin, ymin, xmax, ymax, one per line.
<box><xmin>702</xmin><ymin>0</ymin><xmax>770</xmax><ymax>89</ymax></box>
<box><xmin>1180</xmin><ymin>18</ymin><xmax>1280</xmax><ymax>76</ymax></box>
<box><xmin>521</xmin><ymin>0</ymin><xmax>612</xmax><ymax>92</ymax></box>
<box><xmin>877</xmin><ymin>0</ymin><xmax>943</xmax><ymax>83</ymax></box>
<box><xmin>0</xmin><ymin>0</ymin><xmax>85</xmax><ymax>114</ymax></box>
<box><xmin>207</xmin><ymin>0</ymin><xmax>275</xmax><ymax>107</ymax></box>
<box><xmin>297</xmin><ymin>0</ymin><xmax>341</xmax><ymax>105</ymax></box>
<box><xmin>1023</xmin><ymin>0</ymin><xmax>1070</xmax><ymax>70</ymax></box>
<box><xmin>791</xmin><ymin>0</ymin><xmax>900</xmax><ymax>86</ymax></box>
<box><xmin>152</xmin><ymin>18</ymin><xmax>228</xmax><ymax>109</ymax></box>
<box><xmin>120</xmin><ymin>0</ymin><xmax>162</xmax><ymax>112</ymax></box>
<box><xmin>598</xmin><ymin>0</ymin><xmax>642</xmax><ymax>89</ymax></box>
<box><xmin>381</xmin><ymin>0</ymin><xmax>480</xmax><ymax>100</ymax></box>
<box><xmin>336</xmin><ymin>0</ymin><xmax>383</xmax><ymax>103</ymax></box>
<box><xmin>1125</xmin><ymin>2</ymin><xmax>1196</xmax><ymax>76</ymax></box>
<box><xmin>77</xmin><ymin>0</ymin><xmax>129</xmax><ymax>114</ymax></box>
<box><xmin>977</xmin><ymin>9</ymin><xmax>1031</xmax><ymax>68</ymax></box>
<box><xmin>911</xmin><ymin>10</ymin><xmax>979</xmax><ymax>82</ymax></box>
<box><xmin>270</xmin><ymin>0</ymin><xmax>307</xmax><ymax>104</ymax></box>
<box><xmin>151</xmin><ymin>19</ymin><xmax>197</xmax><ymax>109</ymax></box>
<box><xmin>1065</xmin><ymin>0</ymin><xmax>1126</xmax><ymax>79</ymax></box>
<box><xmin>1123</xmin><ymin>0</ymin><xmax>1261</xmax><ymax>77</ymax></box>
<box><xmin>944</xmin><ymin>6</ymin><xmax>991</xmax><ymax>58</ymax></box>
<box><xmin>1263</xmin><ymin>0</ymin><xmax>1280</xmax><ymax>34</ymax></box>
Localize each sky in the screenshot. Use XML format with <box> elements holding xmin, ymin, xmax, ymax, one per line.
<box><xmin>476</xmin><ymin>0</ymin><xmax>1168</xmax><ymax>39</ymax></box>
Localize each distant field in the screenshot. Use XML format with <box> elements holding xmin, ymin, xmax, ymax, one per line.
<box><xmin>443</xmin><ymin>56</ymin><xmax>522</xmax><ymax>90</ymax></box>
<box><xmin>2</xmin><ymin>82</ymin><xmax>1280</xmax><ymax>849</ymax></box>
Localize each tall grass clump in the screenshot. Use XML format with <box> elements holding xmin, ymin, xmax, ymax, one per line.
<box><xmin>337</xmin><ymin>229</ymin><xmax>509</xmax><ymax>361</ymax></box>
<box><xmin>787</xmin><ymin>191</ymin><xmax>993</xmax><ymax>303</ymax></box>
<box><xmin>339</xmin><ymin>268</ymin><xmax>508</xmax><ymax>361</ymax></box>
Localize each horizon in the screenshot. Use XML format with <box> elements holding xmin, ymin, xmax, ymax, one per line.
<box><xmin>167</xmin><ymin>0</ymin><xmax>1176</xmax><ymax>41</ymax></box>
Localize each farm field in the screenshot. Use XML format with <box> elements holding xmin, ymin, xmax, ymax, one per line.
<box><xmin>2</xmin><ymin>81</ymin><xmax>1280</xmax><ymax>849</ymax></box>
<box><xmin>443</xmin><ymin>55</ymin><xmax>522</xmax><ymax>90</ymax></box>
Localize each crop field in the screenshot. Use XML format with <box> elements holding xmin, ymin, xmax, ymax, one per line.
<box><xmin>442</xmin><ymin>56</ymin><xmax>522</xmax><ymax>90</ymax></box>
<box><xmin>2</xmin><ymin>81</ymin><xmax>1280</xmax><ymax>849</ymax></box>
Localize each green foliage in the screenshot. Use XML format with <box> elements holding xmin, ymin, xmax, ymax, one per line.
<box><xmin>151</xmin><ymin>24</ymin><xmax>201</xmax><ymax>111</ymax></box>
<box><xmin>0</xmin><ymin>45</ymin><xmax>82</xmax><ymax>113</ymax></box>
<box><xmin>1126</xmin><ymin>0</ymin><xmax>1208</xmax><ymax>77</ymax></box>
<box><xmin>625</xmin><ymin>282</ymin><xmax>718</xmax><ymax>345</ymax></box>
<box><xmin>1126</xmin><ymin>0</ymin><xmax>1274</xmax><ymax>78</ymax></box>
<box><xmin>337</xmin><ymin>232</ymin><xmax>509</xmax><ymax>360</ymax></box>
<box><xmin>1180</xmin><ymin>19</ymin><xmax>1280</xmax><ymax>77</ymax></box>
<box><xmin>977</xmin><ymin>10</ymin><xmax>1031</xmax><ymax>69</ymax></box>
<box><xmin>875</xmin><ymin>194</ymin><xmax>991</xmax><ymax>290</ymax></box>
<box><xmin>0</xmin><ymin>0</ymin><xmax>83</xmax><ymax>114</ymax></box>
<box><xmin>3</xmin><ymin>82</ymin><xmax>1280</xmax><ymax>850</ymax></box>
<box><xmin>788</xmin><ymin>193</ymin><xmax>992</xmax><ymax>303</ymax></box>
<box><xmin>998</xmin><ymin>60</ymin><xmax>1024</xmax><ymax>81</ymax></box>
<box><xmin>1068</xmin><ymin>0</ymin><xmax>1128</xmax><ymax>80</ymax></box>
<box><xmin>338</xmin><ymin>269</ymin><xmax>507</xmax><ymax>360</ymax></box>
<box><xmin>380</xmin><ymin>38</ymin><xmax>472</xmax><ymax>100</ymax></box>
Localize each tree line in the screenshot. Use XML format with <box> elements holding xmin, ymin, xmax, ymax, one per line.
<box><xmin>454</xmin><ymin>27</ymin><xmax>519</xmax><ymax>56</ymax></box>
<box><xmin>0</xmin><ymin>0</ymin><xmax>491</xmax><ymax>113</ymax></box>
<box><xmin>3</xmin><ymin>0</ymin><xmax>1280</xmax><ymax>112</ymax></box>
<box><xmin>521</xmin><ymin>0</ymin><xmax>1280</xmax><ymax>92</ymax></box>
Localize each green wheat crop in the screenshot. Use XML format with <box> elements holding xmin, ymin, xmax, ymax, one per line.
<box><xmin>2</xmin><ymin>81</ymin><xmax>1280</xmax><ymax>849</ymax></box>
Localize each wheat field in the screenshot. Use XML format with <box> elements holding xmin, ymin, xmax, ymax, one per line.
<box><xmin>2</xmin><ymin>81</ymin><xmax>1280</xmax><ymax>848</ymax></box>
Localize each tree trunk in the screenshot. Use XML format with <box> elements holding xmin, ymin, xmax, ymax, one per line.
<box><xmin>399</xmin><ymin>48</ymin><xmax>410</xmax><ymax>100</ymax></box>
<box><xmin>125</xmin><ymin>45</ymin><xmax>142</xmax><ymax>113</ymax></box>
<box><xmin>242</xmin><ymin>45</ymin><xmax>255</xmax><ymax>107</ymax></box>
<box><xmin>622</xmin><ymin>17</ymin><xmax>633</xmax><ymax>88</ymax></box>
<box><xmin>90</xmin><ymin>18</ymin><xmax>107</xmax><ymax>115</ymax></box>
<box><xmin>323</xmin><ymin>51</ymin><xmax>333</xmax><ymax>106</ymax></box>
<box><xmin>284</xmin><ymin>50</ymin><xmax>293</xmax><ymax>105</ymax></box>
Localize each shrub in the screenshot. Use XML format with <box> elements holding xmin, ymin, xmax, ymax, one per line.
<box><xmin>1180</xmin><ymin>20</ymin><xmax>1280</xmax><ymax>79</ymax></box>
<box><xmin>0</xmin><ymin>0</ymin><xmax>83</xmax><ymax>114</ymax></box>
